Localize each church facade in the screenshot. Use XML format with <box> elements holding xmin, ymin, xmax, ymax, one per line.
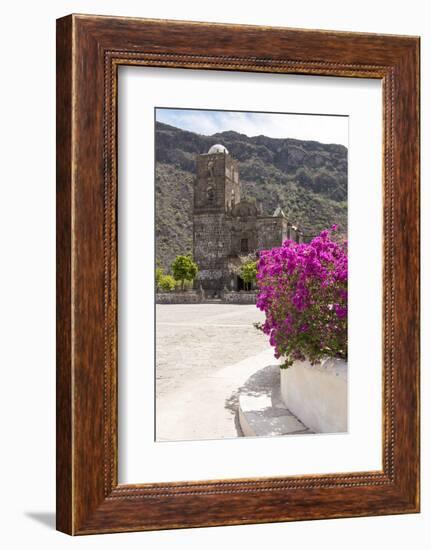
<box><xmin>193</xmin><ymin>144</ymin><xmax>301</xmax><ymax>293</ymax></box>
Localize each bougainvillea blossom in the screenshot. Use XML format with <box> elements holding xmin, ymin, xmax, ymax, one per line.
<box><xmin>256</xmin><ymin>227</ymin><xmax>348</xmax><ymax>368</ymax></box>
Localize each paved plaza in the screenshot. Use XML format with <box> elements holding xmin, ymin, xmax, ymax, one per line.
<box><xmin>155</xmin><ymin>303</ymin><xmax>278</xmax><ymax>441</ymax></box>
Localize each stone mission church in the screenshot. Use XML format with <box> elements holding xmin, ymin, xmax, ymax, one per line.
<box><xmin>193</xmin><ymin>144</ymin><xmax>302</xmax><ymax>293</ymax></box>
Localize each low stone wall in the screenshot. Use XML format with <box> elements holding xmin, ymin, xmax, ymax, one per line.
<box><xmin>156</xmin><ymin>291</ymin><xmax>257</xmax><ymax>304</ymax></box>
<box><xmin>280</xmin><ymin>357</ymin><xmax>347</xmax><ymax>433</ymax></box>
<box><xmin>221</xmin><ymin>291</ymin><xmax>257</xmax><ymax>304</ymax></box>
<box><xmin>156</xmin><ymin>291</ymin><xmax>202</xmax><ymax>304</ymax></box>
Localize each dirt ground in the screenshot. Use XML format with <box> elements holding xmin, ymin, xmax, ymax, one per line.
<box><xmin>155</xmin><ymin>303</ymin><xmax>276</xmax><ymax>441</ymax></box>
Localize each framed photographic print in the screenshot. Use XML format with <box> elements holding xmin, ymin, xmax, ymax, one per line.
<box><xmin>56</xmin><ymin>14</ymin><xmax>420</xmax><ymax>534</ymax></box>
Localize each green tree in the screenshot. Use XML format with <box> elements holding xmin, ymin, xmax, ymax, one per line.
<box><xmin>240</xmin><ymin>259</ymin><xmax>258</xmax><ymax>290</ymax></box>
<box><xmin>159</xmin><ymin>274</ymin><xmax>176</xmax><ymax>292</ymax></box>
<box><xmin>155</xmin><ymin>259</ymin><xmax>164</xmax><ymax>292</ymax></box>
<box><xmin>232</xmin><ymin>253</ymin><xmax>258</xmax><ymax>291</ymax></box>
<box><xmin>171</xmin><ymin>255</ymin><xmax>198</xmax><ymax>290</ymax></box>
<box><xmin>155</xmin><ymin>267</ymin><xmax>164</xmax><ymax>291</ymax></box>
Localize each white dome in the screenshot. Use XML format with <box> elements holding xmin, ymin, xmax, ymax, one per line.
<box><xmin>208</xmin><ymin>144</ymin><xmax>228</xmax><ymax>155</ymax></box>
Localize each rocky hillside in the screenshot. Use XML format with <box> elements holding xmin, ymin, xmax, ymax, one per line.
<box><xmin>155</xmin><ymin>121</ymin><xmax>347</xmax><ymax>271</ymax></box>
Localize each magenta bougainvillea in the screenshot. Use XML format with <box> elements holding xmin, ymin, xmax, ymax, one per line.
<box><xmin>256</xmin><ymin>226</ymin><xmax>348</xmax><ymax>368</ymax></box>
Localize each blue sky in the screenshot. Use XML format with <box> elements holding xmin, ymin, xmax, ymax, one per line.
<box><xmin>156</xmin><ymin>108</ymin><xmax>348</xmax><ymax>147</ymax></box>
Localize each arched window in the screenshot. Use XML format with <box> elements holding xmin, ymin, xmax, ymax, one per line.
<box><xmin>207</xmin><ymin>161</ymin><xmax>214</xmax><ymax>178</ymax></box>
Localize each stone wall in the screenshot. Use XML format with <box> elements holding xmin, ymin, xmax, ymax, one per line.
<box><xmin>257</xmin><ymin>216</ymin><xmax>287</xmax><ymax>250</ymax></box>
<box><xmin>193</xmin><ymin>211</ymin><xmax>231</xmax><ymax>291</ymax></box>
<box><xmin>221</xmin><ymin>291</ymin><xmax>257</xmax><ymax>304</ymax></box>
<box><xmin>156</xmin><ymin>290</ymin><xmax>257</xmax><ymax>305</ymax></box>
<box><xmin>156</xmin><ymin>291</ymin><xmax>202</xmax><ymax>304</ymax></box>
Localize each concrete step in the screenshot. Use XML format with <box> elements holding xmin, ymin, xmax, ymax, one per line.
<box><xmin>238</xmin><ymin>366</ymin><xmax>313</xmax><ymax>438</ymax></box>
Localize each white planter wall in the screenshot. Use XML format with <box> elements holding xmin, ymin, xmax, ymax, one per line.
<box><xmin>280</xmin><ymin>358</ymin><xmax>348</xmax><ymax>433</ymax></box>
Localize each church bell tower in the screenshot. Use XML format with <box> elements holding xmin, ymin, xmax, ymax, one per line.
<box><xmin>194</xmin><ymin>144</ymin><xmax>240</xmax><ymax>213</ymax></box>
<box><xmin>193</xmin><ymin>144</ymin><xmax>240</xmax><ymax>292</ymax></box>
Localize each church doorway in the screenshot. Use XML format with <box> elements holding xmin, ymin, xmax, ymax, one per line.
<box><xmin>236</xmin><ymin>276</ymin><xmax>251</xmax><ymax>291</ymax></box>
